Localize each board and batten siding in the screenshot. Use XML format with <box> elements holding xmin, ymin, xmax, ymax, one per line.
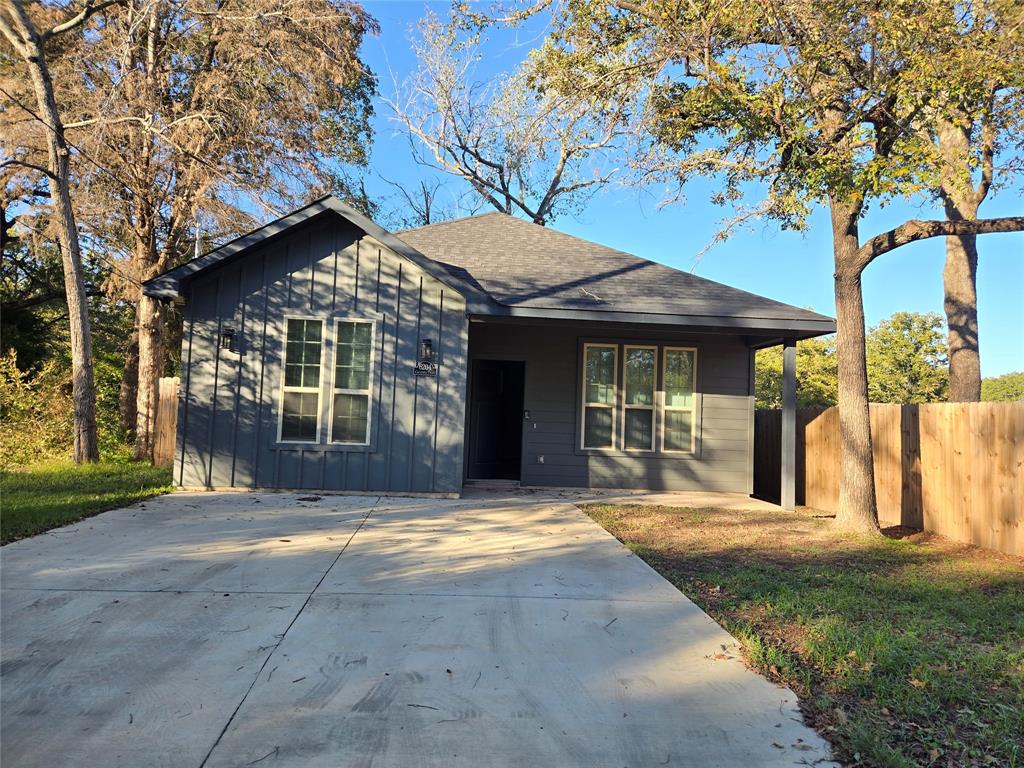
<box><xmin>468</xmin><ymin>320</ymin><xmax>755</xmax><ymax>492</ymax></box>
<box><xmin>175</xmin><ymin>215</ymin><xmax>468</xmax><ymax>493</ymax></box>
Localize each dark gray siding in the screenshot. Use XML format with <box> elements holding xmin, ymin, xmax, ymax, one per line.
<box><xmin>176</xmin><ymin>216</ymin><xmax>468</xmax><ymax>493</ymax></box>
<box><xmin>467</xmin><ymin>320</ymin><xmax>754</xmax><ymax>492</ymax></box>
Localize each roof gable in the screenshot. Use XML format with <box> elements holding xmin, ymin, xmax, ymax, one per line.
<box><xmin>142</xmin><ymin>195</ymin><xmax>482</xmax><ymax>303</ymax></box>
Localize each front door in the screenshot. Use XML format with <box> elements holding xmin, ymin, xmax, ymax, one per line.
<box><xmin>467</xmin><ymin>359</ymin><xmax>525</xmax><ymax>480</ymax></box>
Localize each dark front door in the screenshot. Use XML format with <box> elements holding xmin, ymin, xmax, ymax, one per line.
<box><xmin>467</xmin><ymin>359</ymin><xmax>525</xmax><ymax>480</ymax></box>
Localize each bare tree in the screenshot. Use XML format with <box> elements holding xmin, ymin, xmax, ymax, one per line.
<box><xmin>0</xmin><ymin>0</ymin><xmax>119</xmax><ymax>463</ymax></box>
<box><xmin>377</xmin><ymin>172</ymin><xmax>484</xmax><ymax>230</ymax></box>
<box><xmin>388</xmin><ymin>12</ymin><xmax>632</xmax><ymax>225</ymax></box>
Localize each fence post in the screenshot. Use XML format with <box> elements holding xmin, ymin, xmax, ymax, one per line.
<box><xmin>153</xmin><ymin>376</ymin><xmax>180</xmax><ymax>469</ymax></box>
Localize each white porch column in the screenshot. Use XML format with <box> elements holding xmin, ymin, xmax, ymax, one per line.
<box><xmin>781</xmin><ymin>338</ymin><xmax>797</xmax><ymax>511</ymax></box>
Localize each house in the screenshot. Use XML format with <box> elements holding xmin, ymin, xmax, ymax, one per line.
<box><xmin>143</xmin><ymin>195</ymin><xmax>834</xmax><ymax>502</ymax></box>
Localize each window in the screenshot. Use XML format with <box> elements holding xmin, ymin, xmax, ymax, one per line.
<box><xmin>581</xmin><ymin>344</ymin><xmax>616</xmax><ymax>449</ymax></box>
<box><xmin>622</xmin><ymin>346</ymin><xmax>656</xmax><ymax>450</ymax></box>
<box><xmin>663</xmin><ymin>347</ymin><xmax>696</xmax><ymax>452</ymax></box>
<box><xmin>279</xmin><ymin>318</ymin><xmax>323</xmax><ymax>442</ymax></box>
<box><xmin>330</xmin><ymin>320</ymin><xmax>374</xmax><ymax>444</ymax></box>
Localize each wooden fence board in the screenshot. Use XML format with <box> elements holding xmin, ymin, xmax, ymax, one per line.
<box><xmin>153</xmin><ymin>376</ymin><xmax>180</xmax><ymax>469</ymax></box>
<box><xmin>754</xmin><ymin>401</ymin><xmax>1022</xmax><ymax>556</ymax></box>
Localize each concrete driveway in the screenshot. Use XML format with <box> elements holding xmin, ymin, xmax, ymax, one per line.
<box><xmin>1</xmin><ymin>491</ymin><xmax>834</xmax><ymax>767</ymax></box>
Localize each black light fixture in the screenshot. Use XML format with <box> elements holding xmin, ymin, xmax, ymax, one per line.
<box><xmin>419</xmin><ymin>338</ymin><xmax>435</xmax><ymax>363</ymax></box>
<box><xmin>219</xmin><ymin>327</ymin><xmax>237</xmax><ymax>353</ymax></box>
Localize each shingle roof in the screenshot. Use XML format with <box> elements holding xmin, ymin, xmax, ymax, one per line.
<box><xmin>398</xmin><ymin>212</ymin><xmax>833</xmax><ymax>327</ymax></box>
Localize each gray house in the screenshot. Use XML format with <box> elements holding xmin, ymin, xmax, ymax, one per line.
<box><xmin>144</xmin><ymin>195</ymin><xmax>833</xmax><ymax>502</ymax></box>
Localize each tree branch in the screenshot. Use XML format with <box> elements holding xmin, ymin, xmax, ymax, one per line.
<box><xmin>0</xmin><ymin>159</ymin><xmax>57</xmax><ymax>180</ymax></box>
<box><xmin>860</xmin><ymin>216</ymin><xmax>1024</xmax><ymax>268</ymax></box>
<box><xmin>43</xmin><ymin>0</ymin><xmax>125</xmax><ymax>41</ymax></box>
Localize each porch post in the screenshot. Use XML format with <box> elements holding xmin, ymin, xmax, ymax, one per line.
<box><xmin>780</xmin><ymin>338</ymin><xmax>797</xmax><ymax>510</ymax></box>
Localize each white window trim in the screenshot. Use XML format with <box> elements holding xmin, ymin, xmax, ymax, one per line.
<box><xmin>661</xmin><ymin>346</ymin><xmax>698</xmax><ymax>454</ymax></box>
<box><xmin>580</xmin><ymin>343</ymin><xmax>618</xmax><ymax>450</ymax></box>
<box><xmin>276</xmin><ymin>315</ymin><xmax>326</xmax><ymax>445</ymax></box>
<box><xmin>327</xmin><ymin>317</ymin><xmax>376</xmax><ymax>446</ymax></box>
<box><xmin>621</xmin><ymin>345</ymin><xmax>657</xmax><ymax>452</ymax></box>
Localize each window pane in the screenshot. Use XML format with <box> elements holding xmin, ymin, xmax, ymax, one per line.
<box><xmin>583</xmin><ymin>406</ymin><xmax>613</xmax><ymax>448</ymax></box>
<box><xmin>584</xmin><ymin>347</ymin><xmax>615</xmax><ymax>405</ymax></box>
<box><xmin>336</xmin><ymin>321</ymin><xmax>372</xmax><ymax>392</ymax></box>
<box><xmin>284</xmin><ymin>320</ymin><xmax>321</xmax><ymax>388</ymax></box>
<box><xmin>287</xmin><ymin>318</ymin><xmax>321</xmax><ymax>345</ymax></box>
<box><xmin>624</xmin><ymin>409</ymin><xmax>653</xmax><ymax>450</ymax></box>
<box><xmin>332</xmin><ymin>393</ymin><xmax>369</xmax><ymax>443</ymax></box>
<box><xmin>664</xmin><ymin>410</ymin><xmax>693</xmax><ymax>451</ymax></box>
<box><xmin>281</xmin><ymin>391</ymin><xmax>319</xmax><ymax>441</ymax></box>
<box><xmin>624</xmin><ymin>348</ymin><xmax>655</xmax><ymax>405</ymax></box>
<box><xmin>665</xmin><ymin>350</ymin><xmax>695</xmax><ymax>408</ymax></box>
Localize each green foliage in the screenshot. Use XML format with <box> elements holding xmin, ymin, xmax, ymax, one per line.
<box><xmin>755</xmin><ymin>336</ymin><xmax>838</xmax><ymax>409</ymax></box>
<box><xmin>981</xmin><ymin>371</ymin><xmax>1024</xmax><ymax>401</ymax></box>
<box><xmin>0</xmin><ymin>350</ymin><xmax>75</xmax><ymax>469</ymax></box>
<box><xmin>866</xmin><ymin>312</ymin><xmax>948</xmax><ymax>404</ymax></box>
<box><xmin>0</xmin><ymin>458</ymin><xmax>173</xmax><ymax>543</ymax></box>
<box><xmin>756</xmin><ymin>311</ymin><xmax>951</xmax><ymax>408</ymax></box>
<box><xmin>3</xmin><ymin>210</ymin><xmax>139</xmax><ymax>458</ymax></box>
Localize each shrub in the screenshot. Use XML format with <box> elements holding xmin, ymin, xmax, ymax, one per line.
<box><xmin>0</xmin><ymin>350</ymin><xmax>75</xmax><ymax>468</ymax></box>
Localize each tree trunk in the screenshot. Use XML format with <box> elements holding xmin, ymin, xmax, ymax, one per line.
<box><xmin>942</xmin><ymin>221</ymin><xmax>981</xmax><ymax>401</ymax></box>
<box><xmin>3</xmin><ymin>3</ymin><xmax>100</xmax><ymax>462</ymax></box>
<box><xmin>829</xmin><ymin>196</ymin><xmax>880</xmax><ymax>534</ymax></box>
<box><xmin>120</xmin><ymin>333</ymin><xmax>139</xmax><ymax>442</ymax></box>
<box><xmin>937</xmin><ymin>117</ymin><xmax>984</xmax><ymax>402</ymax></box>
<box><xmin>134</xmin><ymin>293</ymin><xmax>165</xmax><ymax>461</ymax></box>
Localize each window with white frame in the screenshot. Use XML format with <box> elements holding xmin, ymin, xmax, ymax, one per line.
<box><xmin>581</xmin><ymin>344</ymin><xmax>616</xmax><ymax>449</ymax></box>
<box><xmin>279</xmin><ymin>318</ymin><xmax>323</xmax><ymax>442</ymax></box>
<box><xmin>579</xmin><ymin>342</ymin><xmax>698</xmax><ymax>454</ymax></box>
<box><xmin>331</xmin><ymin>320</ymin><xmax>374</xmax><ymax>444</ymax></box>
<box><xmin>662</xmin><ymin>347</ymin><xmax>697</xmax><ymax>452</ymax></box>
<box><xmin>622</xmin><ymin>346</ymin><xmax>656</xmax><ymax>450</ymax></box>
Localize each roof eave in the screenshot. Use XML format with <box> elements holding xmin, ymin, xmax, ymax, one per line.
<box><xmin>469</xmin><ymin>304</ymin><xmax>836</xmax><ymax>337</ymax></box>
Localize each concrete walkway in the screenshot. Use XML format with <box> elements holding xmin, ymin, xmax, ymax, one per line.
<box><xmin>1</xmin><ymin>491</ymin><xmax>834</xmax><ymax>767</ymax></box>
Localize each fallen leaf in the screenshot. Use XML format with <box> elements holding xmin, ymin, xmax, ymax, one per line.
<box><xmin>910</xmin><ymin>678</ymin><xmax>927</xmax><ymax>689</ymax></box>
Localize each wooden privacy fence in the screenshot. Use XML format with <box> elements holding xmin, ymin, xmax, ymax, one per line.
<box><xmin>153</xmin><ymin>376</ymin><xmax>179</xmax><ymax>469</ymax></box>
<box><xmin>754</xmin><ymin>402</ymin><xmax>1023</xmax><ymax>557</ymax></box>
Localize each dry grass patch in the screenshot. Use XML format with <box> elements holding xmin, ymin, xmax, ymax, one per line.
<box><xmin>580</xmin><ymin>503</ymin><xmax>1024</xmax><ymax>768</ymax></box>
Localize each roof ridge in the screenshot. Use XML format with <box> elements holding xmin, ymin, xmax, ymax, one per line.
<box><xmin>397</xmin><ymin>210</ymin><xmax>509</xmax><ymax>235</ymax></box>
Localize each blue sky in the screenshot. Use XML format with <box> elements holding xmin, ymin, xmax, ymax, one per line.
<box><xmin>358</xmin><ymin>1</ymin><xmax>1023</xmax><ymax>378</ymax></box>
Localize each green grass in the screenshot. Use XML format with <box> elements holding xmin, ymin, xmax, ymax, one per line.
<box><xmin>581</xmin><ymin>503</ymin><xmax>1024</xmax><ymax>768</ymax></box>
<box><xmin>1</xmin><ymin>458</ymin><xmax>174</xmax><ymax>544</ymax></box>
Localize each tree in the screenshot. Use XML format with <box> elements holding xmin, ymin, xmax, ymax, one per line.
<box><xmin>910</xmin><ymin>2</ymin><xmax>1024</xmax><ymax>401</ymax></box>
<box><xmin>0</xmin><ymin>0</ymin><xmax>115</xmax><ymax>462</ymax></box>
<box><xmin>1</xmin><ymin>0</ymin><xmax>379</xmax><ymax>460</ymax></box>
<box><xmin>512</xmin><ymin>0</ymin><xmax>1024</xmax><ymax>532</ymax></box>
<box><xmin>388</xmin><ymin>11</ymin><xmax>632</xmax><ymax>225</ymax></box>
<box><xmin>981</xmin><ymin>371</ymin><xmax>1024</xmax><ymax>401</ymax></box>
<box><xmin>866</xmin><ymin>312</ymin><xmax>948</xmax><ymax>403</ymax></box>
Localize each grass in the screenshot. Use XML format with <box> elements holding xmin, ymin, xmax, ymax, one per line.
<box><xmin>1</xmin><ymin>457</ymin><xmax>174</xmax><ymax>544</ymax></box>
<box><xmin>580</xmin><ymin>503</ymin><xmax>1024</xmax><ymax>768</ymax></box>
